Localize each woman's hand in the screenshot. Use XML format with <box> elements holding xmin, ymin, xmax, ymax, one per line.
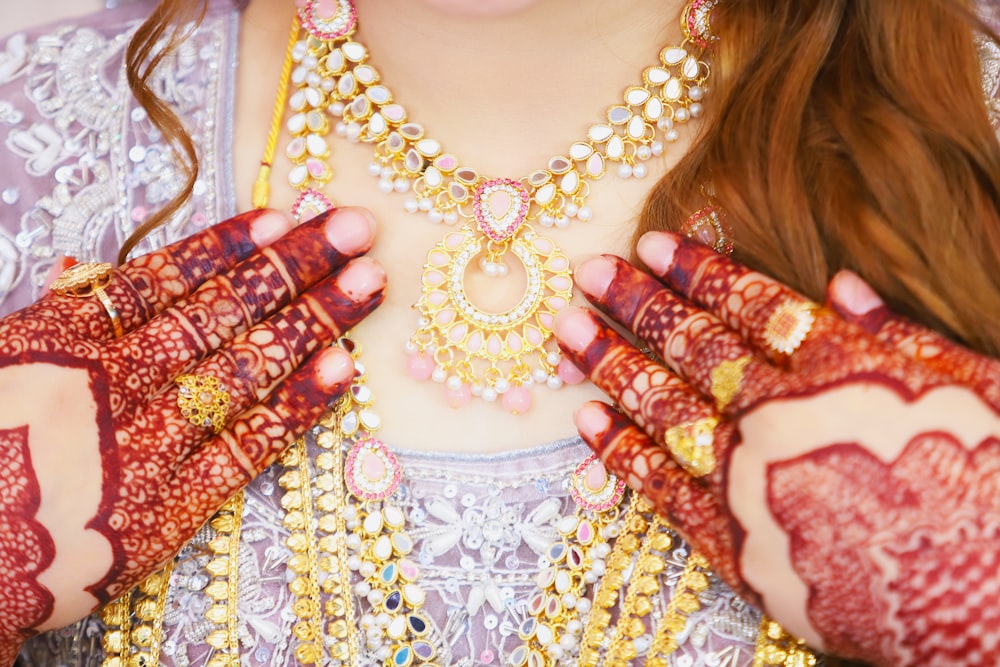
<box><xmin>553</xmin><ymin>231</ymin><xmax>1000</xmax><ymax>667</ymax></box>
<box><xmin>0</xmin><ymin>208</ymin><xmax>385</xmax><ymax>663</ymax></box>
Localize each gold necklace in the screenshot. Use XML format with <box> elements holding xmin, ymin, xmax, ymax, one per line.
<box><xmin>257</xmin><ymin>0</ymin><xmax>712</xmax><ymax>413</ymax></box>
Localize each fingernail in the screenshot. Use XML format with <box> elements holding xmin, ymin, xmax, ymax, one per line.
<box><xmin>574</xmin><ymin>256</ymin><xmax>616</xmax><ymax>299</ymax></box>
<box><xmin>326</xmin><ymin>208</ymin><xmax>375</xmax><ymax>254</ymax></box>
<box><xmin>575</xmin><ymin>404</ymin><xmax>611</xmax><ymax>441</ymax></box>
<box><xmin>553</xmin><ymin>307</ymin><xmax>599</xmax><ymax>353</ymax></box>
<box><xmin>337</xmin><ymin>257</ymin><xmax>386</xmax><ymax>301</ymax></box>
<box><xmin>316</xmin><ymin>347</ymin><xmax>355</xmax><ymax>387</ymax></box>
<box><xmin>249</xmin><ymin>211</ymin><xmax>293</xmax><ymax>247</ymax></box>
<box><xmin>831</xmin><ymin>271</ymin><xmax>883</xmax><ymax>316</ymax></box>
<box><xmin>637</xmin><ymin>232</ymin><xmax>678</xmax><ymax>275</ymax></box>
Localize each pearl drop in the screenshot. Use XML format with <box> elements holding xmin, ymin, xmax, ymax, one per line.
<box><xmin>346</xmin><ymin>534</ymin><xmax>362</xmax><ymax>550</ymax></box>
<box><xmin>418</xmin><ymin>198</ymin><xmax>433</xmax><ymax>211</ymax></box>
<box><xmin>368</xmin><ymin>590</ymin><xmax>385</xmax><ymax>605</ymax></box>
<box><xmin>559</xmin><ymin>635</ymin><xmax>578</xmax><ymax>650</ymax></box>
<box><xmin>335</xmin><ymin>122</ymin><xmax>347</xmax><ymax>136</ymax></box>
<box><xmin>689</xmin><ymin>85</ymin><xmax>704</xmax><ymax>100</ymax></box>
<box><xmin>546</xmin><ymin>646</ymin><xmax>564</xmax><ymax>660</ymax></box>
<box><xmin>394</xmin><ymin>178</ymin><xmax>409</xmax><ymax>193</ymax></box>
<box><xmin>565</xmin><ymin>203</ymin><xmax>579</xmax><ymax>217</ymax></box>
<box><xmin>427</xmin><ymin>210</ymin><xmax>444</xmax><ymax>223</ymax></box>
<box><xmin>554</xmin><ymin>215</ymin><xmax>569</xmax><ymax>229</ymax></box>
<box><xmin>302</xmin><ymin>55</ymin><xmax>318</xmax><ymax>68</ymax></box>
<box><xmin>533</xmin><ymin>369</ymin><xmax>549</xmax><ymax>383</ymax></box>
<box><xmin>446</xmin><ymin>376</ymin><xmax>462</xmax><ymax>391</ymax></box>
<box><xmin>346</xmin><ymin>123</ymin><xmax>362</xmax><ymax>141</ymax></box>
<box><xmin>690</xmin><ymin>102</ymin><xmax>704</xmax><ymax>118</ymax></box>
<box><xmin>431</xmin><ymin>367</ymin><xmax>447</xmax><ymax>383</ymax></box>
<box><xmin>632</xmin><ymin>163</ymin><xmax>648</xmax><ymax>179</ymax></box>
<box><xmin>651</xmin><ymin>141</ymin><xmax>664</xmax><ymax>156</ymax></box>
<box><xmin>567</xmin><ymin>620</ymin><xmax>583</xmax><ymax>635</ymax></box>
<box><xmin>561</xmin><ymin>593</ymin><xmax>577</xmax><ymax>609</ymax></box>
<box><xmin>482</xmin><ymin>388</ymin><xmax>498</xmax><ymax>402</ymax></box>
<box><xmin>347</xmin><ymin>555</ymin><xmax>362</xmax><ymax>570</ymax></box>
<box><xmin>402</xmin><ymin>199</ymin><xmax>418</xmax><ymax>214</ymax></box>
<box><xmin>665</xmin><ymin>129</ymin><xmax>680</xmax><ymax>142</ymax></box>
<box><xmin>540</xmin><ymin>213</ymin><xmax>555</xmax><ymax>227</ymax></box>
<box><xmin>675</xmin><ymin>108</ymin><xmax>691</xmax><ymax>123</ymax></box>
<box><xmin>359</xmin><ymin>562</ymin><xmax>376</xmax><ymax>577</ymax></box>
<box><xmin>657</xmin><ymin>117</ymin><xmax>674</xmax><ymax>130</ymax></box>
<box><xmin>575</xmin><ymin>598</ymin><xmax>592</xmax><ymax>613</ymax></box>
<box><xmin>576</xmin><ymin>207</ymin><xmax>593</xmax><ymax>222</ymax></box>
<box><xmin>444</xmin><ymin>211</ymin><xmax>459</xmax><ymax>224</ymax></box>
<box><xmin>367</xmin><ymin>163</ymin><xmax>382</xmax><ymax>176</ymax></box>
<box><xmin>617</xmin><ymin>164</ymin><xmax>633</xmax><ymax>179</ymax></box>
<box><xmin>546</xmin><ymin>351</ymin><xmax>562</xmax><ymax>366</ymax></box>
<box><xmin>354</xmin><ymin>581</ymin><xmax>371</xmax><ymax>596</ymax></box>
<box><xmin>380</xmin><ymin>166</ymin><xmax>394</xmax><ymax>179</ymax></box>
<box><xmin>495</xmin><ymin>262</ymin><xmax>509</xmax><ymax>276</ymax></box>
<box><xmin>483</xmin><ymin>262</ymin><xmax>498</xmax><ymax>277</ymax></box>
<box><xmin>546</xmin><ymin>375</ymin><xmax>563</xmax><ymax>390</ymax></box>
<box><xmin>584</xmin><ymin>571</ymin><xmax>598</xmax><ymax>583</ymax></box>
<box><xmin>637</xmin><ymin>145</ymin><xmax>652</xmax><ymax>160</ymax></box>
<box><xmin>378</xmin><ymin>180</ymin><xmax>394</xmax><ymax>193</ymax></box>
<box><xmin>494</xmin><ymin>378</ymin><xmax>510</xmax><ymax>394</ymax></box>
<box><xmin>329</xmin><ymin>102</ymin><xmax>345</xmax><ymax>116</ymax></box>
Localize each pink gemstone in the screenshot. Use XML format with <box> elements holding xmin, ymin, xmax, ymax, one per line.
<box><xmin>501</xmin><ymin>386</ymin><xmax>532</xmax><ymax>415</ymax></box>
<box><xmin>446</xmin><ymin>383</ymin><xmax>472</xmax><ymax>409</ymax></box>
<box><xmin>557</xmin><ymin>358</ymin><xmax>586</xmax><ymax>385</ymax></box>
<box><xmin>480</xmin><ymin>650</ymin><xmax>495</xmax><ymax>664</ymax></box>
<box><xmin>584</xmin><ymin>459</ymin><xmax>608</xmax><ymax>492</ymax></box>
<box><xmin>360</xmin><ymin>449</ymin><xmax>387</xmax><ymax>482</ymax></box>
<box><xmin>399</xmin><ymin>558</ymin><xmax>420</xmax><ymax>580</ymax></box>
<box><xmin>306</xmin><ymin>158</ymin><xmax>327</xmax><ymax>178</ymax></box>
<box><xmin>406</xmin><ymin>351</ymin><xmax>435</xmax><ymax>381</ymax></box>
<box><xmin>437</xmin><ymin>155</ymin><xmax>457</xmax><ymax>170</ymax></box>
<box><xmin>576</xmin><ymin>520</ymin><xmax>594</xmax><ymax>544</ymax></box>
<box><xmin>488</xmin><ymin>190</ymin><xmax>512</xmax><ymax>219</ymax></box>
<box><xmin>315</xmin><ymin>0</ymin><xmax>337</xmax><ymax>19</ymax></box>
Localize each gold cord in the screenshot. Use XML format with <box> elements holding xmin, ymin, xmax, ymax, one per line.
<box><xmin>252</xmin><ymin>14</ymin><xmax>301</xmax><ymax>209</ymax></box>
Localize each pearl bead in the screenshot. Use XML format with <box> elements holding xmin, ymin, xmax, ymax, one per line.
<box><xmin>378</xmin><ymin>180</ymin><xmax>394</xmax><ymax>193</ymax></box>
<box><xmin>359</xmin><ymin>562</ymin><xmax>376</xmax><ymax>577</ymax></box>
<box><xmin>494</xmin><ymin>378</ymin><xmax>510</xmax><ymax>394</ymax></box>
<box><xmin>346</xmin><ymin>534</ymin><xmax>362</xmax><ymax>550</ymax></box>
<box><xmin>329</xmin><ymin>102</ymin><xmax>345</xmax><ymax>116</ymax></box>
<box><xmin>394</xmin><ymin>178</ymin><xmax>409</xmax><ymax>193</ymax></box>
<box><xmin>651</xmin><ymin>141</ymin><xmax>664</xmax><ymax>156</ymax></box>
<box><xmin>637</xmin><ymin>145</ymin><xmax>652</xmax><ymax>160</ymax></box>
<box><xmin>482</xmin><ymin>388</ymin><xmax>498</xmax><ymax>402</ymax></box>
<box><xmin>657</xmin><ymin>117</ymin><xmax>674</xmax><ymax>130</ymax></box>
<box><xmin>565</xmin><ymin>203</ymin><xmax>579</xmax><ymax>217</ymax></box>
<box><xmin>540</xmin><ymin>213</ymin><xmax>555</xmax><ymax>227</ymax></box>
<box><xmin>665</xmin><ymin>129</ymin><xmax>680</xmax><ymax>142</ymax></box>
<box><xmin>675</xmin><ymin>107</ymin><xmax>691</xmax><ymax>123</ymax></box>
<box><xmin>427</xmin><ymin>210</ymin><xmax>444</xmax><ymax>223</ymax></box>
<box><xmin>444</xmin><ymin>211</ymin><xmax>459</xmax><ymax>224</ymax></box>
<box><xmin>354</xmin><ymin>581</ymin><xmax>371</xmax><ymax>596</ymax></box>
<box><xmin>617</xmin><ymin>164</ymin><xmax>633</xmax><ymax>178</ymax></box>
<box><xmin>495</xmin><ymin>262</ymin><xmax>509</xmax><ymax>276</ymax></box>
<box><xmin>368</xmin><ymin>162</ymin><xmax>382</xmax><ymax>176</ymax></box>
<box><xmin>689</xmin><ymin>85</ymin><xmax>704</xmax><ymax>100</ymax></box>
<box><xmin>335</xmin><ymin>122</ymin><xmax>347</xmax><ymax>136</ymax></box>
<box><xmin>546</xmin><ymin>375</ymin><xmax>563</xmax><ymax>390</ymax></box>
<box><xmin>346</xmin><ymin>123</ymin><xmax>362</xmax><ymax>141</ymax></box>
<box><xmin>690</xmin><ymin>102</ymin><xmax>704</xmax><ymax>118</ymax></box>
<box><xmin>533</xmin><ymin>368</ymin><xmax>549</xmax><ymax>384</ymax></box>
<box><xmin>446</xmin><ymin>376</ymin><xmax>462</xmax><ymax>391</ymax></box>
<box><xmin>632</xmin><ymin>163</ymin><xmax>648</xmax><ymax>179</ymax></box>
<box><xmin>431</xmin><ymin>367</ymin><xmax>447</xmax><ymax>383</ymax></box>
<box><xmin>347</xmin><ymin>555</ymin><xmax>362</xmax><ymax>570</ymax></box>
<box><xmin>483</xmin><ymin>262</ymin><xmax>498</xmax><ymax>277</ymax></box>
<box><xmin>418</xmin><ymin>198</ymin><xmax>433</xmax><ymax>211</ymax></box>
<box><xmin>575</xmin><ymin>598</ymin><xmax>592</xmax><ymax>613</ymax></box>
<box><xmin>554</xmin><ymin>215</ymin><xmax>569</xmax><ymax>229</ymax></box>
<box><xmin>576</xmin><ymin>207</ymin><xmax>593</xmax><ymax>222</ymax></box>
<box><xmin>380</xmin><ymin>166</ymin><xmax>394</xmax><ymax>179</ymax></box>
<box><xmin>567</xmin><ymin>620</ymin><xmax>583</xmax><ymax>635</ymax></box>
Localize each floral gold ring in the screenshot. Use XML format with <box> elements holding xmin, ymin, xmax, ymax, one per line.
<box><xmin>50</xmin><ymin>262</ymin><xmax>124</xmax><ymax>338</ymax></box>
<box><xmin>664</xmin><ymin>416</ymin><xmax>719</xmax><ymax>477</ymax></box>
<box><xmin>762</xmin><ymin>300</ymin><xmax>819</xmax><ymax>358</ymax></box>
<box><xmin>176</xmin><ymin>374</ymin><xmax>231</xmax><ymax>434</ymax></box>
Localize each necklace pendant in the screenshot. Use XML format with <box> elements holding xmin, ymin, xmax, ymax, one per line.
<box><xmin>408</xmin><ymin>224</ymin><xmax>573</xmax><ymax>413</ymax></box>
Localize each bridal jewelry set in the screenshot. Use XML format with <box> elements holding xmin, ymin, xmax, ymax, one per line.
<box><xmin>88</xmin><ymin>1</ymin><xmax>817</xmax><ymax>665</ymax></box>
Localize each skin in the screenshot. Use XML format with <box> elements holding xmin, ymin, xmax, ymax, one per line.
<box><xmin>552</xmin><ymin>232</ymin><xmax>1000</xmax><ymax>665</ymax></box>
<box><xmin>0</xmin><ymin>208</ymin><xmax>386</xmax><ymax>661</ymax></box>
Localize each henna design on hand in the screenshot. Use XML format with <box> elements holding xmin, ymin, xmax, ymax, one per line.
<box><xmin>0</xmin><ymin>427</ymin><xmax>54</xmax><ymax>653</ymax></box>
<box><xmin>768</xmin><ymin>433</ymin><xmax>1000</xmax><ymax>666</ymax></box>
<box><xmin>0</xmin><ymin>209</ymin><xmax>382</xmax><ymax>654</ymax></box>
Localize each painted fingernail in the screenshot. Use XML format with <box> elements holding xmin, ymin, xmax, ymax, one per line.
<box><xmin>337</xmin><ymin>257</ymin><xmax>386</xmax><ymax>301</ymax></box>
<box><xmin>575</xmin><ymin>404</ymin><xmax>611</xmax><ymax>441</ymax></box>
<box><xmin>831</xmin><ymin>271</ymin><xmax>884</xmax><ymax>316</ymax></box>
<box><xmin>249</xmin><ymin>211</ymin><xmax>293</xmax><ymax>247</ymax></box>
<box><xmin>637</xmin><ymin>232</ymin><xmax>678</xmax><ymax>275</ymax></box>
<box><xmin>574</xmin><ymin>256</ymin><xmax>616</xmax><ymax>299</ymax></box>
<box><xmin>553</xmin><ymin>307</ymin><xmax>599</xmax><ymax>353</ymax></box>
<box><xmin>316</xmin><ymin>347</ymin><xmax>355</xmax><ymax>387</ymax></box>
<box><xmin>326</xmin><ymin>207</ymin><xmax>376</xmax><ymax>254</ymax></box>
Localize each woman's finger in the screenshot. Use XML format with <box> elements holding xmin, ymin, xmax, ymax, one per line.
<box><xmin>828</xmin><ymin>271</ymin><xmax>1000</xmax><ymax>410</ymax></box>
<box><xmin>108</xmin><ymin>209</ymin><xmax>296</xmax><ymax>335</ymax></box>
<box><xmin>575</xmin><ymin>402</ymin><xmax>754</xmax><ymax>601</ymax></box>
<box><xmin>143</xmin><ymin>257</ymin><xmax>385</xmax><ymax>444</ymax></box>
<box><xmin>574</xmin><ymin>255</ymin><xmax>778</xmax><ymax>410</ymax></box>
<box><xmin>166</xmin><ymin>345</ymin><xmax>356</xmax><ymax>514</ymax></box>
<box><xmin>119</xmin><ymin>208</ymin><xmax>375</xmax><ymax>396</ymax></box>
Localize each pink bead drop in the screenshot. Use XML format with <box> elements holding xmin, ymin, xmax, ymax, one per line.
<box><xmin>445</xmin><ymin>384</ymin><xmax>472</xmax><ymax>409</ymax></box>
<box><xmin>557</xmin><ymin>358</ymin><xmax>586</xmax><ymax>385</ymax></box>
<box><xmin>501</xmin><ymin>387</ymin><xmax>532</xmax><ymax>415</ymax></box>
<box><xmin>406</xmin><ymin>352</ymin><xmax>435</xmax><ymax>381</ymax></box>
<box><xmin>480</xmin><ymin>650</ymin><xmax>496</xmax><ymax>664</ymax></box>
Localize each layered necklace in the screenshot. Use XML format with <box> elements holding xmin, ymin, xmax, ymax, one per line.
<box><xmin>98</xmin><ymin>2</ymin><xmax>816</xmax><ymax>666</ymax></box>
<box><xmin>262</xmin><ymin>0</ymin><xmax>714</xmax><ymax>413</ymax></box>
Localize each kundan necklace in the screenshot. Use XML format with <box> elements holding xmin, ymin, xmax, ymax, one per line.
<box><xmin>252</xmin><ymin>0</ymin><xmax>715</xmax><ymax>413</ymax></box>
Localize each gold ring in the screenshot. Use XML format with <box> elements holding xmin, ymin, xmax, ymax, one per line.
<box><xmin>50</xmin><ymin>262</ymin><xmax>123</xmax><ymax>338</ymax></box>
<box><xmin>176</xmin><ymin>375</ymin><xmax>231</xmax><ymax>434</ymax></box>
<box><xmin>664</xmin><ymin>416</ymin><xmax>718</xmax><ymax>477</ymax></box>
<box><xmin>709</xmin><ymin>354</ymin><xmax>752</xmax><ymax>413</ymax></box>
<box><xmin>763</xmin><ymin>300</ymin><xmax>819</xmax><ymax>357</ymax></box>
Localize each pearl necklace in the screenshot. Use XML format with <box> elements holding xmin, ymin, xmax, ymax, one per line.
<box><xmin>278</xmin><ymin>0</ymin><xmax>713</xmax><ymax>413</ymax></box>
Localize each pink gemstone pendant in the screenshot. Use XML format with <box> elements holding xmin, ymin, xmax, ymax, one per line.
<box><xmin>472</xmin><ymin>178</ymin><xmax>530</xmax><ymax>243</ymax></box>
<box><xmin>291</xmin><ymin>189</ymin><xmax>334</xmax><ymax>223</ymax></box>
<box><xmin>300</xmin><ymin>0</ymin><xmax>357</xmax><ymax>41</ymax></box>
<box><xmin>345</xmin><ymin>436</ymin><xmax>402</xmax><ymax>501</ymax></box>
<box><xmin>570</xmin><ymin>454</ymin><xmax>626</xmax><ymax>512</ymax></box>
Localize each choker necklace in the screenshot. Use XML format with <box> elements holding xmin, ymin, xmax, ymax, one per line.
<box><xmin>256</xmin><ymin>0</ymin><xmax>715</xmax><ymax>413</ymax></box>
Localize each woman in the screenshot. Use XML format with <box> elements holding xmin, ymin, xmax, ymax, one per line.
<box><xmin>0</xmin><ymin>0</ymin><xmax>998</xmax><ymax>665</ymax></box>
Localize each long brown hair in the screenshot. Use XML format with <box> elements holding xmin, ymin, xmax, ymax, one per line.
<box><xmin>125</xmin><ymin>0</ymin><xmax>1000</xmax><ymax>356</ymax></box>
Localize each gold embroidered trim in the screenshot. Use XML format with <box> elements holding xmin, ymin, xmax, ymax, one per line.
<box><xmin>204</xmin><ymin>493</ymin><xmax>244</xmax><ymax>667</ymax></box>
<box><xmin>99</xmin><ymin>559</ymin><xmax>174</xmax><ymax>667</ymax></box>
<box><xmin>752</xmin><ymin>617</ymin><xmax>819</xmax><ymax>667</ymax></box>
